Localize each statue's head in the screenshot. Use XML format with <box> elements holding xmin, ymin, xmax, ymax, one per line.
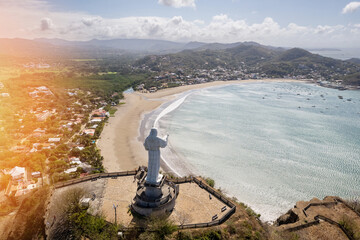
<box><xmin>149</xmin><ymin>128</ymin><xmax>157</xmax><ymax>137</ymax></box>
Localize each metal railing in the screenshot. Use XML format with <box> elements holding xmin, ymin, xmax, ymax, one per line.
<box><xmin>315</xmin><ymin>215</ymin><xmax>355</xmax><ymax>240</ymax></box>
<box><xmin>167</xmin><ymin>176</ymin><xmax>237</xmax><ymax>229</ymax></box>
<box><xmin>54</xmin><ymin>171</ymin><xmax>137</xmax><ymax>189</ymax></box>
<box><xmin>286</xmin><ymin>198</ymin><xmax>360</xmax><ymax>240</ymax></box>
<box><xmin>53</xmin><ymin>172</ymin><xmax>236</xmax><ymax>230</ymax></box>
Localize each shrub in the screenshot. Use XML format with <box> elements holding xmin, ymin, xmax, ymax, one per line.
<box><xmin>205</xmin><ymin>177</ymin><xmax>215</xmax><ymax>188</ymax></box>
<box><xmin>145</xmin><ymin>216</ymin><xmax>178</xmax><ymax>239</ymax></box>
<box><xmin>339</xmin><ymin>215</ymin><xmax>360</xmax><ymax>240</ymax></box>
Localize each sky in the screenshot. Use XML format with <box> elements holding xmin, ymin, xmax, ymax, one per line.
<box><xmin>0</xmin><ymin>0</ymin><xmax>359</xmax><ymax>48</ymax></box>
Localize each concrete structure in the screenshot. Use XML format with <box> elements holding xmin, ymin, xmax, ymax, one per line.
<box><xmin>131</xmin><ymin>128</ymin><xmax>178</xmax><ymax>216</ymax></box>
<box><xmin>144</xmin><ymin>128</ymin><xmax>168</xmax><ymax>185</ymax></box>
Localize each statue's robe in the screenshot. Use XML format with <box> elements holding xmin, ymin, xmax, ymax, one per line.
<box><xmin>144</xmin><ymin>129</ymin><xmax>167</xmax><ymax>184</ymax></box>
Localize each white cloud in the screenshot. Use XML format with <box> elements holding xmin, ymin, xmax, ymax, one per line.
<box><xmin>0</xmin><ymin>0</ymin><xmax>359</xmax><ymax>48</ymax></box>
<box><xmin>158</xmin><ymin>0</ymin><xmax>196</xmax><ymax>8</ymax></box>
<box><xmin>342</xmin><ymin>2</ymin><xmax>360</xmax><ymax>14</ymax></box>
<box><xmin>82</xmin><ymin>17</ymin><xmax>102</xmax><ymax>27</ymax></box>
<box><xmin>40</xmin><ymin>18</ymin><xmax>53</xmax><ymax>31</ymax></box>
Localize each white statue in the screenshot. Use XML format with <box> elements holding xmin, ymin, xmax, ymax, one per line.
<box><xmin>144</xmin><ymin>128</ymin><xmax>168</xmax><ymax>184</ymax></box>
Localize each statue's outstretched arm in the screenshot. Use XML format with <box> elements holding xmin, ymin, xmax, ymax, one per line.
<box><xmin>159</xmin><ymin>135</ymin><xmax>168</xmax><ymax>148</ymax></box>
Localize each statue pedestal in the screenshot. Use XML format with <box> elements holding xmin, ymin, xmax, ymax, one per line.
<box><xmin>131</xmin><ymin>172</ymin><xmax>178</xmax><ymax>217</ymax></box>
<box><xmin>145</xmin><ymin>173</ymin><xmax>163</xmax><ymax>186</ymax></box>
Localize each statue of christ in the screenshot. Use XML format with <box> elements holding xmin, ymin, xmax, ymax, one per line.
<box><xmin>144</xmin><ymin>128</ymin><xmax>168</xmax><ymax>184</ymax></box>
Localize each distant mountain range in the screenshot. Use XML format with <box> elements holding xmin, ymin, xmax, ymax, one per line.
<box><xmin>0</xmin><ymin>38</ymin><xmax>359</xmax><ymax>85</ymax></box>
<box><xmin>0</xmin><ymin>38</ymin><xmax>286</xmax><ymax>58</ymax></box>
<box><xmin>134</xmin><ymin>43</ymin><xmax>360</xmax><ymax>85</ymax></box>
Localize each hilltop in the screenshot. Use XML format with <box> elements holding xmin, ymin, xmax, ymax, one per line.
<box><xmin>134</xmin><ymin>43</ymin><xmax>360</xmax><ymax>87</ymax></box>
<box><xmin>1</xmin><ymin>38</ymin><xmax>359</xmax><ymax>87</ymax></box>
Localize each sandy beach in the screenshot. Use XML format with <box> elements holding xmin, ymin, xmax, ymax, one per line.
<box><xmin>97</xmin><ymin>79</ymin><xmax>302</xmax><ymax>173</ymax></box>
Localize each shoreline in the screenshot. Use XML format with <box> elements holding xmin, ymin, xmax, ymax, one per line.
<box><xmin>98</xmin><ymin>78</ymin><xmax>305</xmax><ymax>174</ymax></box>
<box><xmin>98</xmin><ymin>78</ymin><xmax>360</xmax><ymax>221</ymax></box>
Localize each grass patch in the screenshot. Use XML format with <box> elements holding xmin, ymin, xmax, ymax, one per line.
<box><xmin>98</xmin><ymin>72</ymin><xmax>117</xmax><ymax>75</ymax></box>
<box><xmin>205</xmin><ymin>177</ymin><xmax>215</xmax><ymax>188</ymax></box>
<box><xmin>51</xmin><ymin>188</ymin><xmax>118</xmax><ymax>239</ymax></box>
<box><xmin>72</xmin><ymin>59</ymin><xmax>98</xmax><ymax>62</ymax></box>
<box><xmin>138</xmin><ymin>216</ymin><xmax>177</xmax><ymax>240</ymax></box>
<box><xmin>109</xmin><ymin>107</ymin><xmax>118</xmax><ymax>117</ymax></box>
<box><xmin>339</xmin><ymin>215</ymin><xmax>360</xmax><ymax>240</ymax></box>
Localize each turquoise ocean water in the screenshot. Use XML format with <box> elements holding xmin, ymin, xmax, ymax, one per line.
<box><xmin>157</xmin><ymin>82</ymin><xmax>360</xmax><ymax>221</ymax></box>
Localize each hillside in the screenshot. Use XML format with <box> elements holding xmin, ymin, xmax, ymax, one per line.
<box><xmin>135</xmin><ymin>43</ymin><xmax>360</xmax><ymax>86</ymax></box>
<box><xmin>1</xmin><ymin>38</ymin><xmax>359</xmax><ymax>86</ymax></box>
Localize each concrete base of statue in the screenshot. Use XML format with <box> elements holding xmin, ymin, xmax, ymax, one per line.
<box><xmin>145</xmin><ymin>173</ymin><xmax>163</xmax><ymax>186</ymax></box>
<box><xmin>131</xmin><ymin>172</ymin><xmax>178</xmax><ymax>217</ymax></box>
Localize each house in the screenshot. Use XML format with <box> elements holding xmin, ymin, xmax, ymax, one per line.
<box><xmin>34</xmin><ymin>128</ymin><xmax>46</xmax><ymax>133</ymax></box>
<box><xmin>89</xmin><ymin>124</ymin><xmax>98</xmax><ymax>129</ymax></box>
<box><xmin>69</xmin><ymin>156</ymin><xmax>80</xmax><ymax>162</ymax></box>
<box><xmin>136</xmin><ymin>84</ymin><xmax>145</xmax><ymax>91</ymax></box>
<box><xmin>29</xmin><ymin>90</ymin><xmax>39</xmax><ymax>98</ymax></box>
<box><xmin>90</xmin><ymin>118</ymin><xmax>103</xmax><ymax>123</ymax></box>
<box><xmin>10</xmin><ymin>146</ymin><xmax>30</xmax><ymax>153</ymax></box>
<box><xmin>64</xmin><ymin>167</ymin><xmax>78</xmax><ymax>174</ymax></box>
<box><xmin>149</xmin><ymin>87</ymin><xmax>157</xmax><ymax>93</ymax></box>
<box><xmin>36</xmin><ymin>111</ymin><xmax>52</xmax><ymax>121</ymax></box>
<box><xmin>83</xmin><ymin>129</ymin><xmax>95</xmax><ymax>136</ymax></box>
<box><xmin>33</xmin><ymin>128</ymin><xmax>46</xmax><ymax>135</ymax></box>
<box><xmin>70</xmin><ymin>159</ymin><xmax>82</xmax><ymax>166</ymax></box>
<box><xmin>9</xmin><ymin>166</ymin><xmax>25</xmax><ymax>180</ymax></box>
<box><xmin>91</xmin><ymin>109</ymin><xmax>107</xmax><ymax>118</ymax></box>
<box><xmin>31</xmin><ymin>172</ymin><xmax>41</xmax><ymax>178</ymax></box>
<box><xmin>42</xmin><ymin>143</ymin><xmax>53</xmax><ymax>149</ymax></box>
<box><xmin>65</xmin><ymin>162</ymin><xmax>92</xmax><ymax>174</ymax></box>
<box><xmin>29</xmin><ymin>86</ymin><xmax>53</xmax><ymax>98</ymax></box>
<box><xmin>48</xmin><ymin>138</ymin><xmax>61</xmax><ymax>143</ymax></box>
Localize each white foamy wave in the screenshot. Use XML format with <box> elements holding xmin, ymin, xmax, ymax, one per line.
<box><xmin>153</xmin><ymin>93</ymin><xmax>190</xmax><ymax>128</ymax></box>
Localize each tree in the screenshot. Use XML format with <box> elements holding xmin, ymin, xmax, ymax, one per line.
<box><xmin>50</xmin><ymin>188</ymin><xmax>118</xmax><ymax>239</ymax></box>
<box><xmin>29</xmin><ymin>153</ymin><xmax>46</xmax><ymax>172</ymax></box>
<box><xmin>139</xmin><ymin>216</ymin><xmax>178</xmax><ymax>239</ymax></box>
<box><xmin>0</xmin><ymin>174</ymin><xmax>11</xmax><ymax>191</ymax></box>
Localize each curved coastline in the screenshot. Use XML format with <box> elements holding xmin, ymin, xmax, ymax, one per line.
<box><xmin>150</xmin><ymin>81</ymin><xmax>360</xmax><ymax>222</ymax></box>
<box><xmin>97</xmin><ymin>80</ymin><xmax>305</xmax><ymax>179</ymax></box>
<box><xmin>137</xmin><ymin>79</ymin><xmax>305</xmax><ymax>178</ymax></box>
<box><xmin>98</xmin><ymin>79</ymin><xmax>304</xmax><ymax>173</ymax></box>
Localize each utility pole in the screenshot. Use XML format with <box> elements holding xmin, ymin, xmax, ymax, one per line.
<box><xmin>113</xmin><ymin>204</ymin><xmax>118</xmax><ymax>225</ymax></box>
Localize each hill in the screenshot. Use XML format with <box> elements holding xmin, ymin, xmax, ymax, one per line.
<box><xmin>0</xmin><ymin>38</ymin><xmax>280</xmax><ymax>58</ymax></box>
<box><xmin>1</xmin><ymin>38</ymin><xmax>359</xmax><ymax>86</ymax></box>
<box><xmin>134</xmin><ymin>43</ymin><xmax>360</xmax><ymax>86</ymax></box>
<box><xmin>346</xmin><ymin>58</ymin><xmax>360</xmax><ymax>64</ymax></box>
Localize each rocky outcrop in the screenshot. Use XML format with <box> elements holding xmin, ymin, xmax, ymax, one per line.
<box><xmin>276</xmin><ymin>209</ymin><xmax>299</xmax><ymax>226</ymax></box>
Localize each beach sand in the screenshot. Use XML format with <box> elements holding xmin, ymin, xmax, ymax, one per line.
<box><xmin>97</xmin><ymin>79</ymin><xmax>302</xmax><ymax>173</ymax></box>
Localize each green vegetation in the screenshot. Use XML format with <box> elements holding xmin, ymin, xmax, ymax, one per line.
<box><xmin>344</xmin><ymin>72</ymin><xmax>360</xmax><ymax>85</ymax></box>
<box><xmin>205</xmin><ymin>177</ymin><xmax>215</xmax><ymax>188</ymax></box>
<box><xmin>135</xmin><ymin>45</ymin><xmax>360</xmax><ymax>85</ymax></box>
<box><xmin>138</xmin><ymin>217</ymin><xmax>178</xmax><ymax>239</ymax></box>
<box><xmin>51</xmin><ymin>188</ymin><xmax>118</xmax><ymax>240</ymax></box>
<box><xmin>72</xmin><ymin>59</ymin><xmax>98</xmax><ymax>62</ymax></box>
<box><xmin>5</xmin><ymin>186</ymin><xmax>49</xmax><ymax>240</ymax></box>
<box><xmin>339</xmin><ymin>215</ymin><xmax>360</xmax><ymax>240</ymax></box>
<box><xmin>108</xmin><ymin>107</ymin><xmax>118</xmax><ymax>117</ymax></box>
<box><xmin>0</xmin><ymin>195</ymin><xmax>18</xmax><ymax>216</ymax></box>
<box><xmin>8</xmin><ymin>71</ymin><xmax>149</xmax><ymax>98</ymax></box>
<box><xmin>0</xmin><ymin>174</ymin><xmax>11</xmax><ymax>191</ymax></box>
<box><xmin>346</xmin><ymin>197</ymin><xmax>360</xmax><ymax>214</ymax></box>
